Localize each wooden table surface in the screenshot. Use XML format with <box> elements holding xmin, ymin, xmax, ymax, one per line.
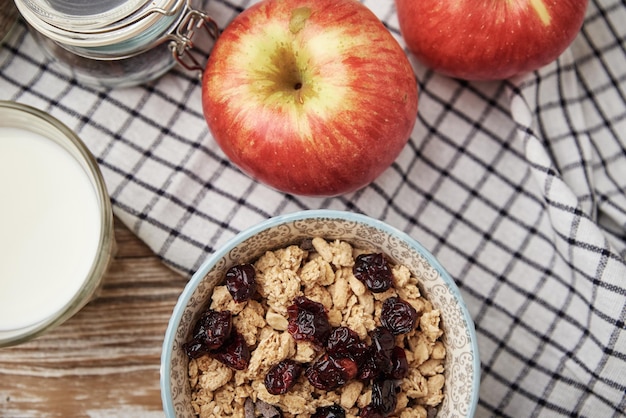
<box><xmin>0</xmin><ymin>217</ymin><xmax>188</xmax><ymax>418</ymax></box>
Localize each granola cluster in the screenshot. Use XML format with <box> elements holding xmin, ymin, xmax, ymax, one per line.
<box><xmin>188</xmin><ymin>237</ymin><xmax>446</xmax><ymax>417</ymax></box>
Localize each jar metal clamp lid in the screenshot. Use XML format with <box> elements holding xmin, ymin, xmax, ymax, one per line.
<box><xmin>13</xmin><ymin>0</ymin><xmax>220</xmax><ymax>86</ymax></box>
<box><xmin>169</xmin><ymin>7</ymin><xmax>219</xmax><ymax>75</ymax></box>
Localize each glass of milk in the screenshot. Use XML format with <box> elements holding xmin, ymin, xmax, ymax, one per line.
<box><xmin>0</xmin><ymin>101</ymin><xmax>115</xmax><ymax>347</ymax></box>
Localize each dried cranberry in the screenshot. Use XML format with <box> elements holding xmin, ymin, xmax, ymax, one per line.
<box><xmin>305</xmin><ymin>354</ymin><xmax>357</xmax><ymax>390</ymax></box>
<box><xmin>380</xmin><ymin>297</ymin><xmax>418</xmax><ymax>335</ymax></box>
<box><xmin>326</xmin><ymin>327</ymin><xmax>368</xmax><ymax>364</ymax></box>
<box><xmin>357</xmin><ymin>351</ymin><xmax>378</xmax><ymax>381</ymax></box>
<box><xmin>299</xmin><ymin>238</ymin><xmax>315</xmax><ymax>251</ymax></box>
<box><xmin>225</xmin><ymin>264</ymin><xmax>257</xmax><ymax>302</ymax></box>
<box><xmin>184</xmin><ymin>309</ymin><xmax>232</xmax><ymax>359</ymax></box>
<box><xmin>357</xmin><ymin>352</ymin><xmax>378</xmax><ymax>381</ymax></box>
<box><xmin>389</xmin><ymin>346</ymin><xmax>409</xmax><ymax>380</ymax></box>
<box><xmin>359</xmin><ymin>350</ymin><xmax>393</xmax><ymax>380</ymax></box>
<box><xmin>264</xmin><ymin>359</ymin><xmax>304</xmax><ymax>395</ymax></box>
<box><xmin>312</xmin><ymin>404</ymin><xmax>346</xmax><ymax>418</ymax></box>
<box><xmin>358</xmin><ymin>327</ymin><xmax>395</xmax><ymax>380</ymax></box>
<box><xmin>371</xmin><ymin>378</ymin><xmax>398</xmax><ymax>416</ymax></box>
<box><xmin>352</xmin><ymin>253</ymin><xmax>393</xmax><ymax>293</ymax></box>
<box><xmin>370</xmin><ymin>327</ymin><xmax>395</xmax><ymax>353</ymax></box>
<box><xmin>360</xmin><ymin>406</ymin><xmax>384</xmax><ymax>418</ymax></box>
<box><xmin>182</xmin><ymin>338</ymin><xmax>210</xmax><ymax>359</ymax></box>
<box><xmin>212</xmin><ymin>330</ymin><xmax>250</xmax><ymax>370</ymax></box>
<box><xmin>287</xmin><ymin>297</ymin><xmax>331</xmax><ymax>346</ymax></box>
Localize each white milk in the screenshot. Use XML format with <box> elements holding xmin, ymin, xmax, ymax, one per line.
<box><xmin>0</xmin><ymin>127</ymin><xmax>102</xmax><ymax>331</ymax></box>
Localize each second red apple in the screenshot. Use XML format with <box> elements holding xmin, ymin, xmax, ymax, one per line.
<box><xmin>395</xmin><ymin>0</ymin><xmax>588</xmax><ymax>80</ymax></box>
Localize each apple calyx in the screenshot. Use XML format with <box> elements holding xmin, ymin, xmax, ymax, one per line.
<box><xmin>255</xmin><ymin>43</ymin><xmax>308</xmax><ymax>106</ymax></box>
<box><xmin>250</xmin><ymin>8</ymin><xmax>314</xmax><ymax>107</ymax></box>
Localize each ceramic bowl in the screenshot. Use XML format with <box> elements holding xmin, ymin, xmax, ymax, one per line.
<box><xmin>161</xmin><ymin>209</ymin><xmax>479</xmax><ymax>417</ymax></box>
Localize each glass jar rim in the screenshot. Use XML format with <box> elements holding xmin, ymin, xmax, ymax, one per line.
<box><xmin>15</xmin><ymin>0</ymin><xmax>183</xmax><ymax>48</ymax></box>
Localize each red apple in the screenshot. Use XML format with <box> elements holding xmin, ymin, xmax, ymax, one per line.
<box><xmin>394</xmin><ymin>0</ymin><xmax>588</xmax><ymax>80</ymax></box>
<box><xmin>202</xmin><ymin>0</ymin><xmax>418</xmax><ymax>196</ymax></box>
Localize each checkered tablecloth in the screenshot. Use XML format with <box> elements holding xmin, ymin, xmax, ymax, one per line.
<box><xmin>1</xmin><ymin>0</ymin><xmax>625</xmax><ymax>416</ymax></box>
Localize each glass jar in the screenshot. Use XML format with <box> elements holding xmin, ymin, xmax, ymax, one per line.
<box><xmin>0</xmin><ymin>0</ymin><xmax>19</xmax><ymax>44</ymax></box>
<box><xmin>0</xmin><ymin>101</ymin><xmax>116</xmax><ymax>347</ymax></box>
<box><xmin>13</xmin><ymin>0</ymin><xmax>219</xmax><ymax>88</ymax></box>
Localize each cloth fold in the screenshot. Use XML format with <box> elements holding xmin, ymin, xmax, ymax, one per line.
<box><xmin>1</xmin><ymin>0</ymin><xmax>624</xmax><ymax>416</ymax></box>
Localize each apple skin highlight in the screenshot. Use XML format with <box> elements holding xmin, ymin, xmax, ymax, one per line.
<box><xmin>202</xmin><ymin>0</ymin><xmax>418</xmax><ymax>197</ymax></box>
<box><xmin>394</xmin><ymin>0</ymin><xmax>589</xmax><ymax>80</ymax></box>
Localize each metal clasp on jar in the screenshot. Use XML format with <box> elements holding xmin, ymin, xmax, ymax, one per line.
<box><xmin>169</xmin><ymin>6</ymin><xmax>220</xmax><ymax>78</ymax></box>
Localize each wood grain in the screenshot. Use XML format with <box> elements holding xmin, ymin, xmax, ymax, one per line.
<box><xmin>0</xmin><ymin>217</ymin><xmax>188</xmax><ymax>418</ymax></box>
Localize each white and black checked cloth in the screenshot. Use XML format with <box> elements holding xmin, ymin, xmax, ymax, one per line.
<box><xmin>1</xmin><ymin>0</ymin><xmax>625</xmax><ymax>416</ymax></box>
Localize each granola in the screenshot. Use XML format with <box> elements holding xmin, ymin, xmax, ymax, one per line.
<box><xmin>188</xmin><ymin>238</ymin><xmax>446</xmax><ymax>417</ymax></box>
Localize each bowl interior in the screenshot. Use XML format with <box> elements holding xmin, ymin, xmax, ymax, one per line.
<box><xmin>161</xmin><ymin>210</ymin><xmax>479</xmax><ymax>417</ymax></box>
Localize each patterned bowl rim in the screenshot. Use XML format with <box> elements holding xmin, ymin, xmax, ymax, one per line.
<box><xmin>160</xmin><ymin>209</ymin><xmax>480</xmax><ymax>417</ymax></box>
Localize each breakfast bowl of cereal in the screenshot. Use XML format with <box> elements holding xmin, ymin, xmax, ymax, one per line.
<box><xmin>161</xmin><ymin>210</ymin><xmax>479</xmax><ymax>417</ymax></box>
